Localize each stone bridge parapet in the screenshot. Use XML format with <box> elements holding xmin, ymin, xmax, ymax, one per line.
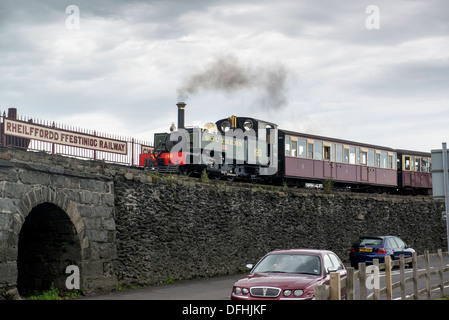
<box><xmin>0</xmin><ymin>147</ymin><xmax>118</xmax><ymax>299</ymax></box>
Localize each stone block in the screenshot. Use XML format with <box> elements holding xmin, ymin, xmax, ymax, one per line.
<box><xmin>81</xmin><ymin>259</ymin><xmax>104</xmax><ymax>277</ymax></box>
<box><xmin>80</xmin><ymin>179</ymin><xmax>108</xmax><ymax>193</ymax></box>
<box><xmin>101</xmin><ymin>193</ymin><xmax>115</xmax><ymax>207</ymax></box>
<box><xmin>0</xmin><ymin>262</ymin><xmax>17</xmax><ymax>286</ymax></box>
<box><xmin>0</xmin><ymin>198</ymin><xmax>16</xmax><ymax>214</ymax></box>
<box><xmin>102</xmin><ymin>218</ymin><xmax>116</xmax><ymax>231</ymax></box>
<box><xmin>2</xmin><ymin>182</ymin><xmax>29</xmax><ymax>200</ymax></box>
<box><xmin>0</xmin><ymin>215</ymin><xmax>11</xmax><ymax>231</ymax></box>
<box><xmin>18</xmin><ymin>170</ymin><xmax>51</xmax><ymax>185</ymax></box>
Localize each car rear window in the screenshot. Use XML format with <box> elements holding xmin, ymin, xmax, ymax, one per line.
<box><xmin>358</xmin><ymin>238</ymin><xmax>383</xmax><ymax>246</ymax></box>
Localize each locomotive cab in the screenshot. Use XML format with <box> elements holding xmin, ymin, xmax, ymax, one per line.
<box><xmin>210</xmin><ymin>116</ymin><xmax>278</xmax><ymax>179</ymax></box>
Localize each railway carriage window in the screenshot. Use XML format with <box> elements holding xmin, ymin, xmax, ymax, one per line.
<box><xmin>285</xmin><ymin>136</ymin><xmax>291</xmax><ymax>156</ymax></box>
<box><xmin>421</xmin><ymin>158</ymin><xmax>428</xmax><ymax>172</ymax></box>
<box><xmin>291</xmin><ymin>140</ymin><xmax>297</xmax><ymax>157</ymax></box>
<box><xmin>349</xmin><ymin>147</ymin><xmax>356</xmax><ymax>164</ymax></box>
<box><xmin>307</xmin><ymin>143</ymin><xmax>314</xmax><ymax>159</ymax></box>
<box><xmin>298</xmin><ymin>139</ymin><xmax>306</xmax><ymax>158</ymax></box>
<box><xmin>336</xmin><ymin>144</ymin><xmax>343</xmax><ymax>162</ymax></box>
<box><xmin>388</xmin><ymin>155</ymin><xmax>393</xmax><ymax>169</ymax></box>
<box><xmin>375</xmin><ymin>153</ymin><xmax>380</xmax><ymax>167</ymax></box>
<box><xmin>332</xmin><ymin>144</ymin><xmax>336</xmax><ymax>161</ymax></box>
<box><xmin>368</xmin><ymin>150</ymin><xmax>375</xmax><ymax>166</ymax></box>
<box><xmin>381</xmin><ymin>152</ymin><xmax>387</xmax><ymax>168</ymax></box>
<box><xmin>314</xmin><ymin>141</ymin><xmax>323</xmax><ymax>160</ymax></box>
<box><xmin>356</xmin><ymin>148</ymin><xmax>360</xmax><ymax>164</ymax></box>
<box><xmin>415</xmin><ymin>157</ymin><xmax>420</xmax><ymax>172</ymax></box>
<box><xmin>404</xmin><ymin>156</ymin><xmax>410</xmax><ymax>170</ymax></box>
<box><xmin>324</xmin><ymin>146</ymin><xmax>331</xmax><ymax>161</ymax></box>
<box><xmin>344</xmin><ymin>149</ymin><xmax>349</xmax><ymax>163</ymax></box>
<box><xmin>361</xmin><ymin>152</ymin><xmax>367</xmax><ymax>165</ymax></box>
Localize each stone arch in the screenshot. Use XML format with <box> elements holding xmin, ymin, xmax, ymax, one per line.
<box><xmin>13</xmin><ymin>187</ymin><xmax>88</xmax><ymax>295</ymax></box>
<box><xmin>14</xmin><ymin>186</ymin><xmax>88</xmax><ymax>250</ymax></box>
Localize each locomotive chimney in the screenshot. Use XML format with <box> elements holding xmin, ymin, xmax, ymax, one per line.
<box><xmin>177</xmin><ymin>102</ymin><xmax>186</xmax><ymax>129</ymax></box>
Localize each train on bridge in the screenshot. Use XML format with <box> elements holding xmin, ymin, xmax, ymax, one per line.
<box><xmin>139</xmin><ymin>102</ymin><xmax>432</xmax><ymax>194</ymax></box>
<box><xmin>0</xmin><ymin>106</ymin><xmax>431</xmax><ymax>194</ymax></box>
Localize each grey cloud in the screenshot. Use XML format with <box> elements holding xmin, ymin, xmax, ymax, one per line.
<box><xmin>176</xmin><ymin>54</ymin><xmax>291</xmax><ymax>110</ymax></box>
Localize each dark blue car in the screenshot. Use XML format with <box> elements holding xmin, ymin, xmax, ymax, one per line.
<box><xmin>349</xmin><ymin>235</ymin><xmax>415</xmax><ymax>268</ymax></box>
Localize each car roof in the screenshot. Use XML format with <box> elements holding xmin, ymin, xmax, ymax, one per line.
<box><xmin>361</xmin><ymin>235</ymin><xmax>395</xmax><ymax>239</ymax></box>
<box><xmin>267</xmin><ymin>248</ymin><xmax>334</xmax><ymax>255</ymax></box>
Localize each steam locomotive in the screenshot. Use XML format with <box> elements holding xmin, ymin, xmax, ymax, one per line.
<box><xmin>140</xmin><ymin>102</ymin><xmax>432</xmax><ymax>194</ymax></box>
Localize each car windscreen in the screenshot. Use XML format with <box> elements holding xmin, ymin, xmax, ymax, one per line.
<box><xmin>357</xmin><ymin>238</ymin><xmax>383</xmax><ymax>246</ymax></box>
<box><xmin>252</xmin><ymin>254</ymin><xmax>321</xmax><ymax>275</ymax></box>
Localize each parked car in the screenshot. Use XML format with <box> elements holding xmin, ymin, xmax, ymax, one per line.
<box><xmin>231</xmin><ymin>249</ymin><xmax>347</xmax><ymax>300</ymax></box>
<box><xmin>349</xmin><ymin>235</ymin><xmax>415</xmax><ymax>268</ymax></box>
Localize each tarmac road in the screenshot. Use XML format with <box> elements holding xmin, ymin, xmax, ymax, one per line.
<box><xmin>80</xmin><ymin>255</ymin><xmax>449</xmax><ymax>300</ymax></box>
<box><xmin>79</xmin><ymin>274</ymin><xmax>242</xmax><ymax>300</ymax></box>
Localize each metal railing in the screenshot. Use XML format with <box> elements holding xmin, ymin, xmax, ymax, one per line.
<box><xmin>0</xmin><ymin>108</ymin><xmax>153</xmax><ymax>167</ymax></box>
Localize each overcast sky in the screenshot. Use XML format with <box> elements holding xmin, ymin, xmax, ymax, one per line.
<box><xmin>1</xmin><ymin>0</ymin><xmax>448</xmax><ymax>152</ymax></box>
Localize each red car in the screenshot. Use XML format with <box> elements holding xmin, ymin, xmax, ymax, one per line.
<box><xmin>231</xmin><ymin>249</ymin><xmax>347</xmax><ymax>300</ymax></box>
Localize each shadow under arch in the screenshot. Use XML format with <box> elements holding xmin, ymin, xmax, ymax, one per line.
<box><xmin>14</xmin><ymin>188</ymin><xmax>88</xmax><ymax>296</ymax></box>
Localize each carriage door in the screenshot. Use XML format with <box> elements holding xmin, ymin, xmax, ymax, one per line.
<box><xmin>360</xmin><ymin>150</ymin><xmax>368</xmax><ymax>181</ymax></box>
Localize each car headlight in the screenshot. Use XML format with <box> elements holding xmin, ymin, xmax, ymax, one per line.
<box><xmin>283</xmin><ymin>290</ymin><xmax>292</xmax><ymax>297</ymax></box>
<box><xmin>293</xmin><ymin>289</ymin><xmax>304</xmax><ymax>297</ymax></box>
<box><xmin>234</xmin><ymin>287</ymin><xmax>248</xmax><ymax>295</ymax></box>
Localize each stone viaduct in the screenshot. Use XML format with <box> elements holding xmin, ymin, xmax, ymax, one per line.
<box><xmin>0</xmin><ymin>147</ymin><xmax>446</xmax><ymax>299</ymax></box>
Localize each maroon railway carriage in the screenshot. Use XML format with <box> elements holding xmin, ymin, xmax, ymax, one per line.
<box><xmin>396</xmin><ymin>149</ymin><xmax>432</xmax><ymax>191</ymax></box>
<box><xmin>278</xmin><ymin>130</ymin><xmax>398</xmax><ymax>190</ymax></box>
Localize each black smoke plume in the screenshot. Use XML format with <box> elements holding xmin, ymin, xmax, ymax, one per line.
<box><xmin>176</xmin><ymin>54</ymin><xmax>290</xmax><ymax>110</ymax></box>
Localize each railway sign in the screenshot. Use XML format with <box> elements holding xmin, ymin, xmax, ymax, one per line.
<box><xmin>3</xmin><ymin>117</ymin><xmax>128</xmax><ymax>155</ymax></box>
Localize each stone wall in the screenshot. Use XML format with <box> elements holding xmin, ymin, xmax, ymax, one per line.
<box><xmin>113</xmin><ymin>173</ymin><xmax>446</xmax><ymax>288</ymax></box>
<box><xmin>0</xmin><ymin>147</ymin><xmax>446</xmax><ymax>296</ymax></box>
